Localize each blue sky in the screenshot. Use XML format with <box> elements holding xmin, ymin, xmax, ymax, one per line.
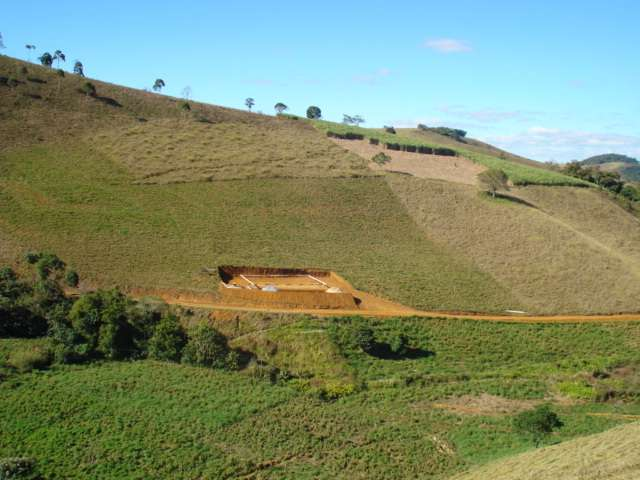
<box><xmin>2</xmin><ymin>0</ymin><xmax>639</xmax><ymax>162</ymax></box>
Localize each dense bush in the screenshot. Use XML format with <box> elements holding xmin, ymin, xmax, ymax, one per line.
<box><xmin>182</xmin><ymin>324</ymin><xmax>231</xmax><ymax>369</ymax></box>
<box><xmin>434</xmin><ymin>147</ymin><xmax>457</xmax><ymax>156</ymax></box>
<box><xmin>403</xmin><ymin>145</ymin><xmax>417</xmax><ymax>153</ymax></box>
<box><xmin>326</xmin><ymin>131</ymin><xmax>364</xmax><ymax>141</ymax></box>
<box><xmin>513</xmin><ymin>405</ymin><xmax>563</xmax><ymax>446</ymax></box>
<box><xmin>51</xmin><ymin>288</ymin><xmax>159</xmax><ymax>362</ymax></box>
<box><xmin>369</xmin><ymin>138</ymin><xmax>379</xmax><ymax>145</ymax></box>
<box><xmin>419</xmin><ymin>125</ymin><xmax>467</xmax><ymax>140</ymax></box>
<box><xmin>384</xmin><ymin>126</ymin><xmax>396</xmax><ymax>134</ymax></box>
<box><xmin>417</xmin><ymin>146</ymin><xmax>434</xmax><ymax>155</ymax></box>
<box><xmin>386</xmin><ymin>143</ymin><xmax>401</xmax><ymax>151</ymax></box>
<box><xmin>372</xmin><ymin>152</ymin><xmax>391</xmax><ymax>165</ymax></box>
<box><xmin>0</xmin><ymin>267</ymin><xmax>47</xmax><ymax>338</ymax></box>
<box><xmin>0</xmin><ymin>457</ymin><xmax>38</xmax><ymax>479</ymax></box>
<box><xmin>8</xmin><ymin>346</ymin><xmax>52</xmax><ymax>373</ymax></box>
<box><xmin>148</xmin><ymin>314</ymin><xmax>187</xmax><ymax>362</ymax></box>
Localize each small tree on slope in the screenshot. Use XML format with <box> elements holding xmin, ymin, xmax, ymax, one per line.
<box><xmin>478</xmin><ymin>168</ymin><xmax>509</xmax><ymax>198</ymax></box>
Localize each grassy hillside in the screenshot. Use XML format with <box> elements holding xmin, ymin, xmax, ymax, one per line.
<box><xmin>2</xmin><ymin>316</ymin><xmax>640</xmax><ymax>479</ymax></box>
<box><xmin>453</xmin><ymin>422</ymin><xmax>640</xmax><ymax>480</ymax></box>
<box><xmin>1</xmin><ymin>55</ymin><xmax>639</xmax><ymax>314</ymax></box>
<box><xmin>0</xmin><ymin>56</ymin><xmax>516</xmax><ymax>312</ymax></box>
<box><xmin>389</xmin><ymin>176</ymin><xmax>640</xmax><ymax>314</ymax></box>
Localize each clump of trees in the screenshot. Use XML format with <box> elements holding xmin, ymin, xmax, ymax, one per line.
<box><xmin>0</xmin><ymin>253</ymin><xmax>240</xmax><ymax>372</ymax></box>
<box><xmin>418</xmin><ymin>124</ymin><xmax>467</xmax><ymax>141</ymax></box>
<box><xmin>306</xmin><ymin>105</ymin><xmax>321</xmax><ymax>119</ymax></box>
<box><xmin>478</xmin><ymin>168</ymin><xmax>509</xmax><ymax>198</ymax></box>
<box><xmin>513</xmin><ymin>405</ymin><xmax>563</xmax><ymax>447</ymax></box>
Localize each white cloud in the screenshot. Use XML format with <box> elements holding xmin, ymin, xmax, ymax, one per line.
<box><xmin>484</xmin><ymin>127</ymin><xmax>640</xmax><ymax>162</ymax></box>
<box><xmin>423</xmin><ymin>38</ymin><xmax>472</xmax><ymax>53</ymax></box>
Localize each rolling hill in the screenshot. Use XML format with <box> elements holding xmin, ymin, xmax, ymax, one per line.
<box><xmin>1</xmin><ymin>55</ymin><xmax>640</xmax><ymax>314</ymax></box>
<box><xmin>580</xmin><ymin>153</ymin><xmax>640</xmax><ymax>182</ymax></box>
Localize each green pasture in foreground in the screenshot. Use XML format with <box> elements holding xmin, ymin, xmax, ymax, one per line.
<box><xmin>2</xmin><ymin>317</ymin><xmax>640</xmax><ymax>478</ymax></box>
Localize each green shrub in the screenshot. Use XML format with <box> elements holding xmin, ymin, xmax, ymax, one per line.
<box><xmin>513</xmin><ymin>404</ymin><xmax>563</xmax><ymax>446</ymax></box>
<box><xmin>8</xmin><ymin>346</ymin><xmax>52</xmax><ymax>373</ymax></box>
<box><xmin>388</xmin><ymin>332</ymin><xmax>408</xmax><ymax>356</ymax></box>
<box><xmin>148</xmin><ymin>314</ymin><xmax>187</xmax><ymax>362</ymax></box>
<box><xmin>182</xmin><ymin>324</ymin><xmax>230</xmax><ymax>369</ymax></box>
<box><xmin>64</xmin><ymin>270</ymin><xmax>79</xmax><ymax>288</ymax></box>
<box><xmin>372</xmin><ymin>152</ymin><xmax>391</xmax><ymax>165</ymax></box>
<box><xmin>0</xmin><ymin>457</ymin><xmax>37</xmax><ymax>479</ymax></box>
<box><xmin>318</xmin><ymin>381</ymin><xmax>357</xmax><ymax>400</ymax></box>
<box><xmin>369</xmin><ymin>138</ymin><xmax>380</xmax><ymax>145</ymax></box>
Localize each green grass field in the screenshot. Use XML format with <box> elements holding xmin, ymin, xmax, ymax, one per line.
<box><xmin>2</xmin><ymin>317</ymin><xmax>640</xmax><ymax>479</ymax></box>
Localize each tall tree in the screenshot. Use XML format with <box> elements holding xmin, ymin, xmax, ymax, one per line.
<box><xmin>274</xmin><ymin>102</ymin><xmax>288</xmax><ymax>114</ymax></box>
<box><xmin>38</xmin><ymin>52</ymin><xmax>53</xmax><ymax>68</ymax></box>
<box><xmin>73</xmin><ymin>60</ymin><xmax>84</xmax><ymax>77</ymax></box>
<box><xmin>181</xmin><ymin>86</ymin><xmax>192</xmax><ymax>100</ymax></box>
<box><xmin>152</xmin><ymin>79</ymin><xmax>165</xmax><ymax>92</ymax></box>
<box><xmin>306</xmin><ymin>105</ymin><xmax>322</xmax><ymax>119</ymax></box>
<box><xmin>25</xmin><ymin>44</ymin><xmax>36</xmax><ymax>61</ymax></box>
<box><xmin>477</xmin><ymin>168</ymin><xmax>509</xmax><ymax>198</ymax></box>
<box><xmin>53</xmin><ymin>50</ymin><xmax>66</xmax><ymax>68</ymax></box>
<box><xmin>245</xmin><ymin>97</ymin><xmax>255</xmax><ymax>111</ymax></box>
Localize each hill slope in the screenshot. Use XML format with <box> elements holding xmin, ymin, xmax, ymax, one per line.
<box><xmin>453</xmin><ymin>422</ymin><xmax>640</xmax><ymax>480</ymax></box>
<box><xmin>1</xmin><ymin>55</ymin><xmax>640</xmax><ymax>314</ymax></box>
<box><xmin>580</xmin><ymin>153</ymin><xmax>640</xmax><ymax>182</ymax></box>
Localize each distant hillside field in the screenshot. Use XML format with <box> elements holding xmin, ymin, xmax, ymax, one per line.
<box><xmin>580</xmin><ymin>153</ymin><xmax>640</xmax><ymax>182</ymax></box>
<box><xmin>1</xmin><ymin>55</ymin><xmax>639</xmax><ymax>313</ymax></box>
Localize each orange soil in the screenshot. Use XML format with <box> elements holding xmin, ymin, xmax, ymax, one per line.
<box><xmin>143</xmin><ymin>289</ymin><xmax>640</xmax><ymax>324</ymax></box>
<box><xmin>330</xmin><ymin>138</ymin><xmax>485</xmax><ymax>185</ymax></box>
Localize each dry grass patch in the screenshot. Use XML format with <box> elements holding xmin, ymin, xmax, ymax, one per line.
<box><xmin>91</xmin><ymin>119</ymin><xmax>370</xmax><ymax>184</ymax></box>
<box><xmin>452</xmin><ymin>422</ymin><xmax>640</xmax><ymax>480</ymax></box>
<box><xmin>388</xmin><ymin>176</ymin><xmax>640</xmax><ymax>314</ymax></box>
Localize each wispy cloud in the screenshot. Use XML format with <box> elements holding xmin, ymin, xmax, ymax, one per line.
<box><xmin>352</xmin><ymin>68</ymin><xmax>392</xmax><ymax>85</ymax></box>
<box><xmin>485</xmin><ymin>127</ymin><xmax>640</xmax><ymax>162</ymax></box>
<box><xmin>423</xmin><ymin>38</ymin><xmax>472</xmax><ymax>53</ymax></box>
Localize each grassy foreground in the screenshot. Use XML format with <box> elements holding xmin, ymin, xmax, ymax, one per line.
<box><xmin>2</xmin><ymin>316</ymin><xmax>640</xmax><ymax>479</ymax></box>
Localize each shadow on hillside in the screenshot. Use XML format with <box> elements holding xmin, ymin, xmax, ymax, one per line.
<box><xmin>27</xmin><ymin>77</ymin><xmax>47</xmax><ymax>84</ymax></box>
<box><xmin>366</xmin><ymin>342</ymin><xmax>433</xmax><ymax>360</ymax></box>
<box><xmin>494</xmin><ymin>193</ymin><xmax>538</xmax><ymax>209</ymax></box>
<box><xmin>96</xmin><ymin>96</ymin><xmax>123</xmax><ymax>108</ymax></box>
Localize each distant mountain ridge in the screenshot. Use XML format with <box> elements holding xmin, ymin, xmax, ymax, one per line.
<box><xmin>579</xmin><ymin>153</ymin><xmax>640</xmax><ymax>182</ymax></box>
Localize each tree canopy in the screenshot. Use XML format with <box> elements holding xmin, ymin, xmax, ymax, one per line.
<box><xmin>245</xmin><ymin>97</ymin><xmax>255</xmax><ymax>111</ymax></box>
<box><xmin>274</xmin><ymin>102</ymin><xmax>288</xmax><ymax>114</ymax></box>
<box><xmin>39</xmin><ymin>52</ymin><xmax>53</xmax><ymax>68</ymax></box>
<box><xmin>478</xmin><ymin>168</ymin><xmax>509</xmax><ymax>198</ymax></box>
<box><xmin>152</xmin><ymin>79</ymin><xmax>165</xmax><ymax>92</ymax></box>
<box><xmin>306</xmin><ymin>105</ymin><xmax>322</xmax><ymax>119</ymax></box>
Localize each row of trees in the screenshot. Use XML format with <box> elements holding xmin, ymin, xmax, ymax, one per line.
<box><xmin>242</xmin><ymin>98</ymin><xmax>323</xmax><ymax>120</ymax></box>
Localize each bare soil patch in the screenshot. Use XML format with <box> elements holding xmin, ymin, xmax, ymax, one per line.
<box><xmin>330</xmin><ymin>138</ymin><xmax>485</xmax><ymax>185</ymax></box>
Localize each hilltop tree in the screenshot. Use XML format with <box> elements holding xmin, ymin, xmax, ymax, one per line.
<box><xmin>306</xmin><ymin>105</ymin><xmax>322</xmax><ymax>119</ymax></box>
<box><xmin>343</xmin><ymin>114</ymin><xmax>365</xmax><ymax>126</ymax></box>
<box><xmin>39</xmin><ymin>52</ymin><xmax>54</xmax><ymax>68</ymax></box>
<box><xmin>152</xmin><ymin>78</ymin><xmax>165</xmax><ymax>92</ymax></box>
<box><xmin>245</xmin><ymin>97</ymin><xmax>255</xmax><ymax>111</ymax></box>
<box><xmin>478</xmin><ymin>168</ymin><xmax>509</xmax><ymax>198</ymax></box>
<box><xmin>25</xmin><ymin>44</ymin><xmax>36</xmax><ymax>61</ymax></box>
<box><xmin>352</xmin><ymin>115</ymin><xmax>365</xmax><ymax>126</ymax></box>
<box><xmin>53</xmin><ymin>50</ymin><xmax>66</xmax><ymax>68</ymax></box>
<box><xmin>181</xmin><ymin>85</ymin><xmax>192</xmax><ymax>100</ymax></box>
<box><xmin>73</xmin><ymin>60</ymin><xmax>85</xmax><ymax>77</ymax></box>
<box><xmin>274</xmin><ymin>102</ymin><xmax>288</xmax><ymax>114</ymax></box>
